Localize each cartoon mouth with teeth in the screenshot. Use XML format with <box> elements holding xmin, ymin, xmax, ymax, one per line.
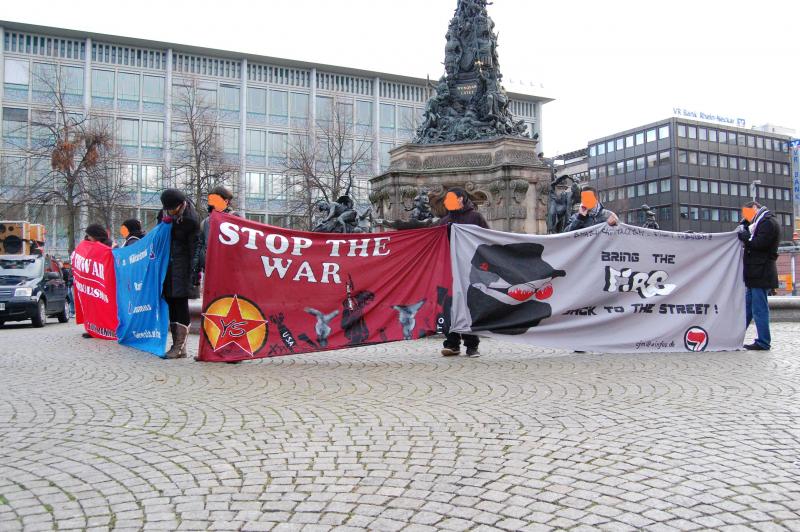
<box><xmin>467</xmin><ymin>243</ymin><xmax>565</xmax><ymax>335</ymax></box>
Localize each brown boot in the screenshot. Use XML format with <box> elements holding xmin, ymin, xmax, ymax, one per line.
<box><xmin>165</xmin><ymin>323</ymin><xmax>189</xmax><ymax>359</ymax></box>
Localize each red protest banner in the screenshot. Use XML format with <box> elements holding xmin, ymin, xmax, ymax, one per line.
<box><xmin>71</xmin><ymin>240</ymin><xmax>118</xmax><ymax>339</ymax></box>
<box><xmin>197</xmin><ymin>212</ymin><xmax>452</xmax><ymax>362</ymax></box>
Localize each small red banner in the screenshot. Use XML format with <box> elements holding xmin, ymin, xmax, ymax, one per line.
<box><xmin>71</xmin><ymin>240</ymin><xmax>118</xmax><ymax>339</ymax></box>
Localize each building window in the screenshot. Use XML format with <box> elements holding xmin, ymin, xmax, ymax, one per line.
<box><xmin>616</xmin><ymin>138</ymin><xmax>624</xmax><ymax>150</ymax></box>
<box><xmin>247</xmin><ymin>87</ymin><xmax>267</xmax><ymax>116</ymax></box>
<box><xmin>698</xmin><ymin>128</ymin><xmax>707</xmax><ymax>141</ymax></box>
<box><xmin>721</xmin><ymin>182</ymin><xmax>729</xmax><ymax>195</ymax></box>
<box><xmin>380</xmin><ymin>103</ymin><xmax>395</xmax><ymax>133</ymax></box>
<box><xmin>607</xmin><ymin>164</ymin><xmax>615</xmax><ymax>176</ymax></box>
<box><xmin>646</xmin><ymin>129</ymin><xmax>656</xmax><ymax>143</ymax></box>
<box><xmin>4</xmin><ymin>58</ymin><xmax>29</xmax><ymax>92</ymax></box>
<box><xmin>718</xmin><ymin>130</ymin><xmax>727</xmax><ymax>143</ymax></box>
<box><xmin>598</xmin><ymin>165</ymin><xmax>606</xmax><ymax>178</ymax></box>
<box><xmin>709</xmin><ymin>129</ymin><xmax>717</xmax><ymax>142</ymax></box>
<box><xmin>626</xmin><ymin>159</ymin><xmax>634</xmax><ymax>173</ymax></box>
<box><xmin>728</xmin><ymin>132</ymin><xmax>737</xmax><ymax>145</ymax></box>
<box><xmin>699</xmin><ymin>153</ymin><xmax>708</xmax><ymax>166</ymax></box>
<box><xmin>616</xmin><ymin>161</ymin><xmax>624</xmax><ymax>175</ymax></box>
<box><xmin>680</xmin><ymin>178</ymin><xmax>688</xmax><ymax>191</ymax></box>
<box><xmin>660</xmin><ymin>206</ymin><xmax>672</xmax><ymax>222</ymax></box>
<box><xmin>680</xmin><ymin>205</ymin><xmax>689</xmax><ymax>218</ymax></box>
<box><xmin>709</xmin><ymin>154</ymin><xmax>718</xmax><ymax>167</ymax></box>
<box><xmin>246</xmin><ymin>172</ymin><xmax>265</xmax><ymax>197</ymax></box>
<box><xmin>688</xmin><ymin>152</ymin><xmax>697</xmax><ymax>165</ymax></box>
<box><xmin>141</xmin><ymin>120</ymin><xmax>163</xmax><ymax>148</ymax></box>
<box><xmin>737</xmin><ymin>134</ymin><xmax>746</xmax><ymax>146</ymax></box>
<box><xmin>700</xmin><ymin>180</ymin><xmax>708</xmax><ymax>193</ymax></box>
<box><xmin>637</xmin><ymin>183</ymin><xmax>645</xmax><ymax>196</ymax></box>
<box><xmin>635</xmin><ymin>132</ymin><xmax>644</xmax><ymax>145</ymax></box>
<box><xmin>589</xmin><ymin>167</ymin><xmax>597</xmax><ymax>180</ymax></box>
<box><xmin>605</xmin><ymin>140</ymin><xmax>614</xmax><ymax>153</ymax></box>
<box><xmin>271</xmin><ymin>90</ymin><xmax>289</xmax><ymax>122</ymax></box>
<box><xmin>380</xmin><ymin>142</ymin><xmax>393</xmax><ymax>169</ymax></box>
<box><xmin>766</xmin><ymin>162</ymin><xmax>774</xmax><ymax>174</ymax></box>
<box><xmin>767</xmin><ymin>188</ymin><xmax>774</xmax><ymax>200</ymax></box>
<box><xmin>659</xmin><ymin>150</ymin><xmax>670</xmax><ymax>165</ymax></box>
<box><xmin>783</xmin><ymin>163</ymin><xmax>789</xmax><ymax>175</ymax></box>
<box><xmin>660</xmin><ymin>178</ymin><xmax>671</xmax><ymax>193</ymax></box>
<box><xmin>711</xmin><ymin>209</ymin><xmax>720</xmax><ymax>221</ymax></box>
<box><xmin>247</xmin><ymin>129</ymin><xmax>266</xmax><ymax>157</ymax></box>
<box><xmin>658</xmin><ymin>125</ymin><xmax>669</xmax><ymax>139</ymax></box>
<box><xmin>710</xmin><ymin>181</ymin><xmax>719</xmax><ymax>194</ymax></box>
<box><xmin>92</xmin><ymin>69</ymin><xmax>114</xmax><ymax>99</ymax></box>
<box><xmin>589</xmin><ymin>145</ymin><xmax>596</xmax><ymax>157</ymax></box>
<box><xmin>746</xmin><ymin>135</ymin><xmax>755</xmax><ymax>148</ymax></box>
<box><xmin>219</xmin><ymin>85</ymin><xmax>240</xmax><ymax>112</ymax></box>
<box><xmin>748</xmin><ymin>159</ymin><xmax>756</xmax><ymax>172</ymax></box>
<box><xmin>627</xmin><ymin>185</ymin><xmax>636</xmax><ymax>198</ymax></box>
<box><xmin>142</xmin><ymin>76</ymin><xmax>164</xmax><ymax>103</ymax></box>
<box><xmin>678</xmin><ymin>124</ymin><xmax>686</xmax><ymax>137</ymax></box>
<box><xmin>355</xmin><ymin>100</ymin><xmax>373</xmax><ymax>128</ymax></box>
<box><xmin>221</xmin><ymin>127</ymin><xmax>239</xmax><ymax>154</ymax></box>
<box><xmin>765</xmin><ymin>138</ymin><xmax>772</xmax><ymax>151</ymax></box>
<box><xmin>719</xmin><ymin>155</ymin><xmax>728</xmax><ymax>168</ymax></box>
<box><xmin>648</xmin><ymin>181</ymin><xmax>658</xmax><ymax>195</ymax></box>
<box><xmin>701</xmin><ymin>207</ymin><xmax>711</xmax><ymax>221</ymax></box>
<box><xmin>647</xmin><ymin>154</ymin><xmax>657</xmax><ymax>168</ymax></box>
<box><xmin>118</xmin><ymin>72</ymin><xmax>140</xmax><ymax>101</ymax></box>
<box><xmin>618</xmin><ymin>186</ymin><xmax>626</xmax><ymax>199</ymax></box>
<box><xmin>2</xmin><ymin>107</ymin><xmax>28</xmax><ymax>147</ymax></box>
<box><xmin>626</xmin><ymin>135</ymin><xmax>634</xmax><ymax>148</ymax></box>
<box><xmin>689</xmin><ymin>179</ymin><xmax>698</xmax><ymax>192</ymax></box>
<box><xmin>739</xmin><ymin>183</ymin><xmax>749</xmax><ymax>197</ymax></box>
<box><xmin>268</xmin><ymin>173</ymin><xmax>286</xmax><ymax>199</ymax></box>
<box><xmin>729</xmin><ymin>156</ymin><xmax>737</xmax><ymax>169</ymax></box>
<box><xmin>268</xmin><ymin>132</ymin><xmax>287</xmax><ymax>164</ymax></box>
<box><xmin>141</xmin><ymin>165</ymin><xmax>162</xmax><ymax>192</ymax></box>
<box><xmin>636</xmin><ymin>156</ymin><xmax>645</xmax><ymax>170</ymax></box>
<box><xmin>688</xmin><ymin>126</ymin><xmax>697</xmax><ymax>139</ymax></box>
<box><xmin>116</xmin><ymin>118</ymin><xmax>139</xmax><ymax>146</ymax></box>
<box><xmin>678</xmin><ymin>150</ymin><xmax>687</xmax><ymax>164</ymax></box>
<box><xmin>691</xmin><ymin>207</ymin><xmax>699</xmax><ymax>220</ymax></box>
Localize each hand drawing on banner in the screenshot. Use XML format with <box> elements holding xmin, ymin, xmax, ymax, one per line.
<box><xmin>467</xmin><ymin>243</ymin><xmax>566</xmax><ymax>335</ymax></box>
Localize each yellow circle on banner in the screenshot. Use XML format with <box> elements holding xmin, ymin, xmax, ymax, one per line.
<box><xmin>202</xmin><ymin>296</ymin><xmax>268</xmax><ymax>354</ymax></box>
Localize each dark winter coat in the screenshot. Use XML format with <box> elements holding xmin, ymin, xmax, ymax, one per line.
<box><xmin>123</xmin><ymin>232</ymin><xmax>146</xmax><ymax>247</ymax></box>
<box><xmin>158</xmin><ymin>200</ymin><xmax>200</xmax><ymax>298</ymax></box>
<box><xmin>438</xmin><ymin>204</ymin><xmax>489</xmax><ymax>229</ymax></box>
<box><xmin>192</xmin><ymin>208</ymin><xmax>239</xmax><ymax>280</ymax></box>
<box><xmin>741</xmin><ymin>211</ymin><xmax>780</xmax><ymax>289</ymax></box>
<box><xmin>564</xmin><ymin>204</ymin><xmax>613</xmax><ymax>232</ymax></box>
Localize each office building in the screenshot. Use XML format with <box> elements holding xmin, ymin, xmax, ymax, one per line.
<box><xmin>0</xmin><ymin>21</ymin><xmax>548</xmax><ymax>254</ymax></box>
<box><xmin>587</xmin><ymin>118</ymin><xmax>794</xmax><ymax>233</ymax></box>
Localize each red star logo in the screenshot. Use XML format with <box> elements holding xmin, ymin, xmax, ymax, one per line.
<box><xmin>202</xmin><ymin>295</ymin><xmax>267</xmax><ymax>355</ymax></box>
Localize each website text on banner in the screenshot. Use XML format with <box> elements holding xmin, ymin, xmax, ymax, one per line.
<box><xmin>198</xmin><ymin>212</ymin><xmax>453</xmax><ymax>362</ymax></box>
<box><xmin>71</xmin><ymin>240</ymin><xmax>118</xmax><ymax>339</ymax></box>
<box><xmin>449</xmin><ymin>223</ymin><xmax>745</xmax><ymax>353</ymax></box>
<box><xmin>113</xmin><ymin>223</ymin><xmax>172</xmax><ymax>357</ymax></box>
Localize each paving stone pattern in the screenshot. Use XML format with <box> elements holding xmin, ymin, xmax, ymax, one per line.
<box><xmin>0</xmin><ymin>321</ymin><xmax>799</xmax><ymax>531</ymax></box>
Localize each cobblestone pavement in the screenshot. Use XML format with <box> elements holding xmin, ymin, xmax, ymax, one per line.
<box><xmin>1</xmin><ymin>320</ymin><xmax>799</xmax><ymax>532</ymax></box>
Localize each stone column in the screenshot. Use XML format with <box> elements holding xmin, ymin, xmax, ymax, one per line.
<box><xmin>239</xmin><ymin>58</ymin><xmax>248</xmax><ymax>217</ymax></box>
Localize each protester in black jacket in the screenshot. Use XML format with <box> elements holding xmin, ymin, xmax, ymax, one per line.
<box><xmin>121</xmin><ymin>219</ymin><xmax>146</xmax><ymax>247</ymax></box>
<box><xmin>84</xmin><ymin>224</ymin><xmax>113</xmax><ymax>247</ymax></box>
<box><xmin>439</xmin><ymin>187</ymin><xmax>488</xmax><ymax>358</ymax></box>
<box><xmin>563</xmin><ymin>186</ymin><xmax>619</xmax><ymax>231</ymax></box>
<box><xmin>158</xmin><ymin>189</ymin><xmax>200</xmax><ymax>359</ymax></box>
<box><xmin>192</xmin><ymin>186</ymin><xmax>239</xmax><ymax>286</ymax></box>
<box><xmin>737</xmin><ymin>201</ymin><xmax>780</xmax><ymax>350</ymax></box>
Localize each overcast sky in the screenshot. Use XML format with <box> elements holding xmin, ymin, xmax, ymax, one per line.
<box><xmin>4</xmin><ymin>0</ymin><xmax>798</xmax><ymax>154</ymax></box>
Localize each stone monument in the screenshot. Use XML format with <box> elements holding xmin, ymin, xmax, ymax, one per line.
<box><xmin>370</xmin><ymin>0</ymin><xmax>551</xmax><ymax>233</ymax></box>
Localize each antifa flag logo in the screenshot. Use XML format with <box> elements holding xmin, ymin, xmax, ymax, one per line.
<box><xmin>684</xmin><ymin>326</ymin><xmax>709</xmax><ymax>352</ymax></box>
<box><xmin>467</xmin><ymin>243</ymin><xmax>565</xmax><ymax>335</ymax></box>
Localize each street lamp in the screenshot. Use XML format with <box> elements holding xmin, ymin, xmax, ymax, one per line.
<box><xmin>750</xmin><ymin>180</ymin><xmax>762</xmax><ymax>203</ymax></box>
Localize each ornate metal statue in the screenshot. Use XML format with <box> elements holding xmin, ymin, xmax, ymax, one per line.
<box><xmin>641</xmin><ymin>204</ymin><xmax>659</xmax><ymax>230</ymax></box>
<box><xmin>414</xmin><ymin>0</ymin><xmax>529</xmax><ymax>144</ymax></box>
<box><xmin>311</xmin><ymin>187</ymin><xmax>372</xmax><ymax>233</ymax></box>
<box><xmin>377</xmin><ymin>188</ymin><xmax>439</xmax><ymax>230</ymax></box>
<box><xmin>546</xmin><ymin>174</ymin><xmax>581</xmax><ymax>234</ymax></box>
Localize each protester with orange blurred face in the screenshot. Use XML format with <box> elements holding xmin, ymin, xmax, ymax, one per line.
<box><xmin>736</xmin><ymin>200</ymin><xmax>780</xmax><ymax>351</ymax></box>
<box><xmin>438</xmin><ymin>187</ymin><xmax>488</xmax><ymax>358</ymax></box>
<box><xmin>192</xmin><ymin>186</ymin><xmax>239</xmax><ymax>288</ymax></box>
<box><xmin>120</xmin><ymin>219</ymin><xmax>146</xmax><ymax>247</ymax></box>
<box><xmin>563</xmin><ymin>185</ymin><xmax>619</xmax><ymax>232</ymax></box>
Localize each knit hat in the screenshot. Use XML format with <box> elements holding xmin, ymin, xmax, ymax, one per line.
<box><xmin>121</xmin><ymin>218</ymin><xmax>143</xmax><ymax>234</ymax></box>
<box><xmin>209</xmin><ymin>185</ymin><xmax>234</xmax><ymax>201</ymax></box>
<box><xmin>160</xmin><ymin>189</ymin><xmax>186</xmax><ymax>210</ymax></box>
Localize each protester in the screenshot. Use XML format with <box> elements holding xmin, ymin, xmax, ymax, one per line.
<box><xmin>563</xmin><ymin>186</ymin><xmax>619</xmax><ymax>231</ymax></box>
<box><xmin>192</xmin><ymin>186</ymin><xmax>239</xmax><ymax>286</ymax></box>
<box><xmin>737</xmin><ymin>201</ymin><xmax>780</xmax><ymax>351</ymax></box>
<box><xmin>121</xmin><ymin>219</ymin><xmax>146</xmax><ymax>247</ymax></box>
<box><xmin>158</xmin><ymin>189</ymin><xmax>200</xmax><ymax>359</ymax></box>
<box><xmin>84</xmin><ymin>224</ymin><xmax>113</xmax><ymax>247</ymax></box>
<box><xmin>439</xmin><ymin>187</ymin><xmax>488</xmax><ymax>358</ymax></box>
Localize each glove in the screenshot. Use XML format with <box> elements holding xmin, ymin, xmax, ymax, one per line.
<box><xmin>737</xmin><ymin>227</ymin><xmax>750</xmax><ymax>242</ymax></box>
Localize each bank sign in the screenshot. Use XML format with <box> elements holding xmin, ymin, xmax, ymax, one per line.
<box><xmin>673</xmin><ymin>107</ymin><xmax>746</xmax><ymax>128</ymax></box>
<box><xmin>791</xmin><ymin>139</ymin><xmax>800</xmax><ymax>202</ymax></box>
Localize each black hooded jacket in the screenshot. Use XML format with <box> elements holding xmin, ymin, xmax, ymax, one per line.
<box><xmin>742</xmin><ymin>210</ymin><xmax>780</xmax><ymax>289</ymax></box>
<box><xmin>438</xmin><ymin>202</ymin><xmax>489</xmax><ymax>229</ymax></box>
<box><xmin>158</xmin><ymin>200</ymin><xmax>200</xmax><ymax>298</ymax></box>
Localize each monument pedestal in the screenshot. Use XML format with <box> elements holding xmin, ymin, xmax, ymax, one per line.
<box><xmin>369</xmin><ymin>136</ymin><xmax>551</xmax><ymax>234</ymax></box>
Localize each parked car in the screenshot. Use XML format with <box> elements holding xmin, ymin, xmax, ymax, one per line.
<box><xmin>0</xmin><ymin>254</ymin><xmax>69</xmax><ymax>327</ymax></box>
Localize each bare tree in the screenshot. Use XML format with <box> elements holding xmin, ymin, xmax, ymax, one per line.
<box><xmin>1</xmin><ymin>65</ymin><xmax>119</xmax><ymax>254</ymax></box>
<box><xmin>282</xmin><ymin>97</ymin><xmax>374</xmax><ymax>229</ymax></box>
<box><xmin>170</xmin><ymin>77</ymin><xmax>237</xmax><ymax>213</ymax></box>
<box><xmin>84</xmin><ymin>143</ymin><xmax>136</xmax><ymax>231</ymax></box>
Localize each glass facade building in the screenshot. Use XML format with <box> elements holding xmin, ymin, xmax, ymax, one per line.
<box><xmin>587</xmin><ymin>118</ymin><xmax>794</xmax><ymax>233</ymax></box>
<box><xmin>0</xmin><ymin>21</ymin><xmax>547</xmax><ymax>254</ymax></box>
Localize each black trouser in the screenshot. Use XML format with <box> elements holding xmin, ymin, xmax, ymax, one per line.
<box><xmin>166</xmin><ymin>297</ymin><xmax>190</xmax><ymax>326</ymax></box>
<box><xmin>444</xmin><ymin>332</ymin><xmax>479</xmax><ymax>350</ymax></box>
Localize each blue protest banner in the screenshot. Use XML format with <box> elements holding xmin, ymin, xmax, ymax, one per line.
<box><xmin>113</xmin><ymin>223</ymin><xmax>172</xmax><ymax>357</ymax></box>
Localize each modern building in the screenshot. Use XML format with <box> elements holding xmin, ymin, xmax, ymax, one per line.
<box><xmin>0</xmin><ymin>20</ymin><xmax>549</xmax><ymax>254</ymax></box>
<box><xmin>587</xmin><ymin>117</ymin><xmax>794</xmax><ymax>233</ymax></box>
<box><xmin>553</xmin><ymin>148</ymin><xmax>588</xmax><ymax>182</ymax></box>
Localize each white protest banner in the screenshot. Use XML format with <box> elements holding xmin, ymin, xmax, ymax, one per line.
<box><xmin>449</xmin><ymin>223</ymin><xmax>745</xmax><ymax>352</ymax></box>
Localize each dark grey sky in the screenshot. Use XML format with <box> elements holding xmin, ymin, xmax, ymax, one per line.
<box><xmin>4</xmin><ymin>0</ymin><xmax>798</xmax><ymax>153</ymax></box>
